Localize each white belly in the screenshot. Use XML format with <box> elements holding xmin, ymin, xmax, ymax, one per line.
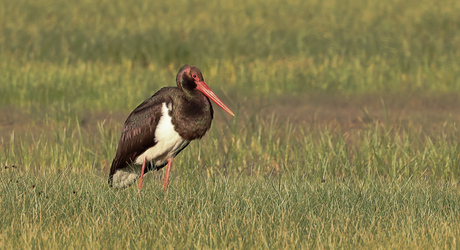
<box><xmin>134</xmin><ymin>102</ymin><xmax>189</xmax><ymax>166</ymax></box>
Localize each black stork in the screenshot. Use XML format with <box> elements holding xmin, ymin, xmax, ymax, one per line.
<box><xmin>108</xmin><ymin>65</ymin><xmax>234</xmax><ymax>190</ymax></box>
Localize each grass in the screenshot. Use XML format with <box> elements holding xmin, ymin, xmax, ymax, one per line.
<box><xmin>1</xmin><ymin>165</ymin><xmax>459</xmax><ymax>248</ymax></box>
<box><xmin>2</xmin><ymin>116</ymin><xmax>460</xmax><ymax>248</ymax></box>
<box><xmin>1</xmin><ymin>0</ymin><xmax>460</xmax><ymax>248</ymax></box>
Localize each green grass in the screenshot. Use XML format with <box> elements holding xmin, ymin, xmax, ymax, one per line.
<box><xmin>2</xmin><ymin>117</ymin><xmax>460</xmax><ymax>248</ymax></box>
<box><xmin>1</xmin><ymin>165</ymin><xmax>459</xmax><ymax>248</ymax></box>
<box><xmin>1</xmin><ymin>0</ymin><xmax>460</xmax><ymax>248</ymax></box>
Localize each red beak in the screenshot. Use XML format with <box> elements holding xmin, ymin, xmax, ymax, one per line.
<box><xmin>196</xmin><ymin>81</ymin><xmax>235</xmax><ymax>116</ymax></box>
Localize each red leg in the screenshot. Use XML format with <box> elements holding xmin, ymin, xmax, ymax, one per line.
<box><xmin>138</xmin><ymin>157</ymin><xmax>147</xmax><ymax>190</ymax></box>
<box><xmin>162</xmin><ymin>158</ymin><xmax>174</xmax><ymax>191</ymax></box>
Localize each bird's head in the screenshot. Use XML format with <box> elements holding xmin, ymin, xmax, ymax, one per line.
<box><xmin>176</xmin><ymin>65</ymin><xmax>234</xmax><ymax>116</ymax></box>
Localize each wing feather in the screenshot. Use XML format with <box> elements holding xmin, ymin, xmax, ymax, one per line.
<box><xmin>108</xmin><ymin>88</ymin><xmax>174</xmax><ymax>183</ymax></box>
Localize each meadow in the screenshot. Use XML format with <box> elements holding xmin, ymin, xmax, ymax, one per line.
<box><xmin>1</xmin><ymin>0</ymin><xmax>460</xmax><ymax>248</ymax></box>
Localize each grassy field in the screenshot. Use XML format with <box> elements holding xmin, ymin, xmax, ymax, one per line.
<box><xmin>1</xmin><ymin>0</ymin><xmax>460</xmax><ymax>248</ymax></box>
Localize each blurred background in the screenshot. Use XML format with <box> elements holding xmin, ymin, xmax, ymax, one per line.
<box><xmin>2</xmin><ymin>0</ymin><xmax>459</xmax><ymax>106</ymax></box>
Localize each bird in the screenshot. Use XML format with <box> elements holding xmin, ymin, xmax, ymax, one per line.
<box><xmin>108</xmin><ymin>65</ymin><xmax>234</xmax><ymax>190</ymax></box>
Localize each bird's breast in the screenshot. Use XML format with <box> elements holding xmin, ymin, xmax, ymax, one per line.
<box><xmin>172</xmin><ymin>95</ymin><xmax>213</xmax><ymax>141</ymax></box>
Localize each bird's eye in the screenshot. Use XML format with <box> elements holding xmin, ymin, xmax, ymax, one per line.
<box><xmin>192</xmin><ymin>74</ymin><xmax>197</xmax><ymax>79</ymax></box>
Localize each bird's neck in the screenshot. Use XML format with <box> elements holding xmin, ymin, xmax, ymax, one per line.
<box><xmin>184</xmin><ymin>89</ymin><xmax>205</xmax><ymax>100</ymax></box>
